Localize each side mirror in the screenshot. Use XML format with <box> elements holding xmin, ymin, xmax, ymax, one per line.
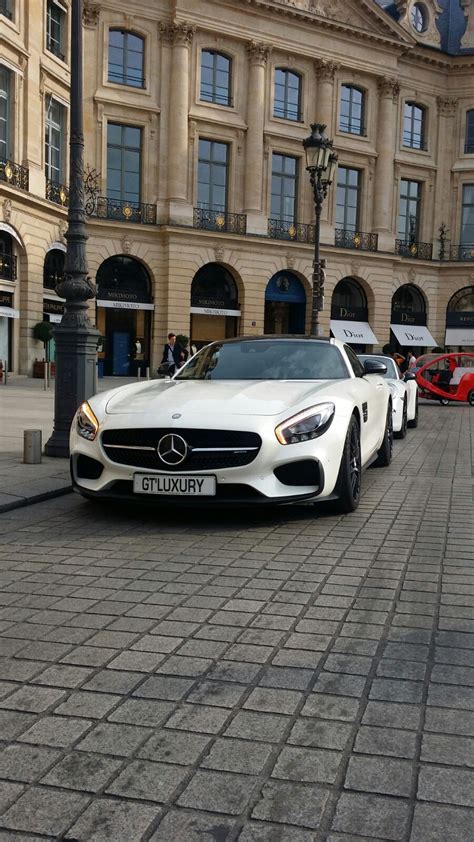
<box><xmin>363</xmin><ymin>359</ymin><xmax>387</xmax><ymax>375</ymax></box>
<box><xmin>404</xmin><ymin>371</ymin><xmax>416</xmax><ymax>381</ymax></box>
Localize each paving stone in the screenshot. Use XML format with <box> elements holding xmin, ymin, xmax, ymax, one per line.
<box><xmin>238</xmin><ymin>824</ymin><xmax>314</xmax><ymax>842</ymax></box>
<box><xmin>77</xmin><ymin>721</ymin><xmax>151</xmax><ymax>756</ymax></box>
<box><xmin>178</xmin><ymin>769</ymin><xmax>257</xmax><ymax>814</ymax></box>
<box><xmin>41</xmin><ymin>751</ymin><xmax>123</xmax><ymax>792</ymax></box>
<box><xmin>354</xmin><ymin>725</ymin><xmax>417</xmax><ymax>759</ymax></box>
<box><xmin>61</xmin><ymin>645</ymin><xmax>116</xmax><ymax>666</ymax></box>
<box><xmin>243</xmin><ymin>687</ymin><xmax>302</xmax><ymax>715</ymax></box>
<box><xmin>17</xmin><ymin>715</ymin><xmax>92</xmax><ymax>747</ymax></box>
<box><xmin>106</xmin><ymin>758</ymin><xmax>188</xmax><ymax>801</ymax></box>
<box><xmin>156</xmin><ymin>655</ymin><xmax>213</xmax><ymax>676</ymax></box>
<box><xmin>272</xmin><ymin>745</ymin><xmax>342</xmax><ymax>784</ymax></box>
<box><xmin>0</xmin><ymin>743</ymin><xmax>60</xmax><ymax>782</ymax></box>
<box><xmin>0</xmin><ymin>781</ymin><xmax>24</xmax><ymax>813</ymax></box>
<box><xmin>0</xmin><ymin>709</ymin><xmax>35</xmax><ymax>739</ymax></box>
<box><xmin>369</xmin><ymin>678</ymin><xmax>423</xmax><ymax>703</ymax></box>
<box><xmin>0</xmin><ymin>684</ymin><xmax>65</xmax><ymax>712</ymax></box>
<box><xmin>105</xmin><ymin>651</ymin><xmax>166</xmax><ymax>672</ymax></box>
<box><xmin>68</xmin><ymin>798</ymin><xmax>160</xmax><ymax>841</ymax></box>
<box><xmin>411</xmin><ymin>803</ymin><xmax>474</xmax><ymax>842</ymax></box>
<box><xmin>1</xmin><ymin>786</ymin><xmax>89</xmax><ymax>837</ymax></box>
<box><xmin>208</xmin><ymin>662</ymin><xmax>262</xmax><ymax>684</ymax></box>
<box><xmin>313</xmin><ymin>672</ymin><xmax>367</xmax><ymax>697</ymax></box>
<box><xmin>331</xmin><ymin>792</ymin><xmax>410</xmax><ymax>840</ymax></box>
<box><xmin>344</xmin><ymin>755</ymin><xmax>413</xmax><ymax>797</ymax></box>
<box><xmin>202</xmin><ymin>737</ymin><xmax>273</xmax><ymax>774</ymax></box>
<box><xmin>420</xmin><ymin>732</ymin><xmax>474</xmax><ymax>766</ymax></box>
<box><xmin>138</xmin><ymin>728</ymin><xmax>211</xmax><ymax>764</ymax></box>
<box><xmin>165</xmin><ymin>703</ymin><xmax>231</xmax><ymax>734</ymax></box>
<box><xmin>224</xmin><ymin>711</ymin><xmax>289</xmax><ymax>742</ymax></box>
<box><xmin>133</xmin><ymin>674</ymin><xmax>195</xmax><ymax>700</ymax></box>
<box><xmin>362</xmin><ymin>701</ymin><xmax>421</xmax><ymax>730</ymax></box>
<box><xmin>301</xmin><ymin>693</ymin><xmax>359</xmax><ymax>721</ymax></box>
<box><xmin>417</xmin><ymin>765</ymin><xmax>474</xmax><ymax>807</ymax></box>
<box><xmin>107</xmin><ymin>698</ymin><xmax>175</xmax><ymax>726</ymax></box>
<box><xmin>251</xmin><ymin>780</ymin><xmax>329</xmax><ymax>828</ymax></box>
<box><xmin>149</xmin><ymin>810</ymin><xmax>235</xmax><ymax>841</ymax></box>
<box><xmin>258</xmin><ymin>666</ymin><xmax>313</xmax><ymax>690</ymax></box>
<box><xmin>82</xmin><ymin>669</ymin><xmax>144</xmax><ymax>694</ymax></box>
<box><xmin>424</xmin><ymin>707</ymin><xmax>474</xmax><ymax>736</ymax></box>
<box><xmin>288</xmin><ymin>717</ymin><xmax>353</xmax><ymax>751</ymax></box>
<box><xmin>54</xmin><ymin>690</ymin><xmax>121</xmax><ymax>719</ymax></box>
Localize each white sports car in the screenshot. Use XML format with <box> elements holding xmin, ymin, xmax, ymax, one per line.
<box><xmin>70</xmin><ymin>337</ymin><xmax>393</xmax><ymax>513</ymax></box>
<box><xmin>358</xmin><ymin>354</ymin><xmax>418</xmax><ymax>438</ymax></box>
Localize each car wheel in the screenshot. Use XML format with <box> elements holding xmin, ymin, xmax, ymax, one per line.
<box><xmin>373</xmin><ymin>403</ymin><xmax>393</xmax><ymax>468</ymax></box>
<box><xmin>439</xmin><ymin>398</ymin><xmax>450</xmax><ymax>406</ymax></box>
<box><xmin>394</xmin><ymin>399</ymin><xmax>407</xmax><ymax>439</ymax></box>
<box><xmin>407</xmin><ymin>396</ymin><xmax>419</xmax><ymax>428</ymax></box>
<box><xmin>469</xmin><ymin>390</ymin><xmax>474</xmax><ymax>407</ymax></box>
<box><xmin>333</xmin><ymin>416</ymin><xmax>361</xmax><ymax>513</ymax></box>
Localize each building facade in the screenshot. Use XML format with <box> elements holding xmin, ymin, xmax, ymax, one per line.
<box><xmin>1</xmin><ymin>0</ymin><xmax>474</xmax><ymax>375</ymax></box>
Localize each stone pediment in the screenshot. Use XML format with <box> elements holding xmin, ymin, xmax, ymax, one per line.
<box><xmin>270</xmin><ymin>0</ymin><xmax>416</xmax><ymax>44</ymax></box>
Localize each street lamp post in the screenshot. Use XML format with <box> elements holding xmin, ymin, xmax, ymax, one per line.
<box><xmin>303</xmin><ymin>123</ymin><xmax>338</xmax><ymax>337</ymax></box>
<box><xmin>45</xmin><ymin>0</ymin><xmax>99</xmax><ymax>457</ymax></box>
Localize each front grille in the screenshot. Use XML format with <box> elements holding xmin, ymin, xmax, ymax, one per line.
<box><xmin>101</xmin><ymin>428</ymin><xmax>262</xmax><ymax>472</ymax></box>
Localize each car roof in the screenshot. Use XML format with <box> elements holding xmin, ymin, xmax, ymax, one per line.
<box><xmin>209</xmin><ymin>335</ymin><xmax>333</xmax><ymax>344</ymax></box>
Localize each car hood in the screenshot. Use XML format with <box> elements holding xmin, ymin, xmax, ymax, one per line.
<box><xmin>105</xmin><ymin>378</ymin><xmax>339</xmax><ymax>418</ymax></box>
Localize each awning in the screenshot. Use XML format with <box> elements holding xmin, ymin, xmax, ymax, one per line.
<box><xmin>97</xmin><ymin>300</ymin><xmax>154</xmax><ymax>311</ymax></box>
<box><xmin>49</xmin><ymin>314</ymin><xmax>62</xmax><ymax>324</ymax></box>
<box><xmin>445</xmin><ymin>327</ymin><xmax>474</xmax><ymax>347</ymax></box>
<box><xmin>330</xmin><ymin>320</ymin><xmax>378</xmax><ymax>344</ymax></box>
<box><xmin>390</xmin><ymin>324</ymin><xmax>438</xmax><ymax>347</ymax></box>
<box><xmin>0</xmin><ymin>306</ymin><xmax>19</xmax><ymax>319</ymax></box>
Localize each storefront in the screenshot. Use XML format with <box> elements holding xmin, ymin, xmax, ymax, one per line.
<box><xmin>264</xmin><ymin>272</ymin><xmax>306</xmax><ymax>334</ymax></box>
<box><xmin>330</xmin><ymin>278</ymin><xmax>377</xmax><ymax>351</ymax></box>
<box><xmin>390</xmin><ymin>284</ymin><xmax>437</xmax><ymax>352</ymax></box>
<box><xmin>190</xmin><ymin>264</ymin><xmax>240</xmax><ymax>349</ymax></box>
<box><xmin>0</xmin><ymin>291</ymin><xmax>19</xmax><ymax>371</ymax></box>
<box><xmin>96</xmin><ymin>255</ymin><xmax>153</xmax><ymax>376</ymax></box>
<box><xmin>445</xmin><ymin>286</ymin><xmax>474</xmax><ymax>349</ymax></box>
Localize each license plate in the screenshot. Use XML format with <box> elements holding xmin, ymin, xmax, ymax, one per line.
<box><xmin>133</xmin><ymin>473</ymin><xmax>216</xmax><ymax>496</ymax></box>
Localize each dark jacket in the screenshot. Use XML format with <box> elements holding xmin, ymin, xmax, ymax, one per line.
<box><xmin>161</xmin><ymin>342</ymin><xmax>185</xmax><ymax>367</ymax></box>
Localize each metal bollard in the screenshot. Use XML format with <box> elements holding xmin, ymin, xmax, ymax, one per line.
<box><xmin>137</xmin><ymin>368</ymin><xmax>141</xmax><ymax>380</ymax></box>
<box><xmin>24</xmin><ymin>430</ymin><xmax>42</xmax><ymax>464</ymax></box>
<box><xmin>146</xmin><ymin>367</ymin><xmax>150</xmax><ymax>380</ymax></box>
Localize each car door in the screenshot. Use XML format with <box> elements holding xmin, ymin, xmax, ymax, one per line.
<box><xmin>344</xmin><ymin>346</ymin><xmax>387</xmax><ymax>461</ymax></box>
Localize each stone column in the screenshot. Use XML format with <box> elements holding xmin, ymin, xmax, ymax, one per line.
<box><xmin>373</xmin><ymin>76</ymin><xmax>400</xmax><ymax>251</ymax></box>
<box><xmin>244</xmin><ymin>41</ymin><xmax>271</xmax><ymax>235</ymax></box>
<box><xmin>434</xmin><ymin>96</ymin><xmax>458</xmax><ymax>258</ymax></box>
<box><xmin>314</xmin><ymin>59</ymin><xmax>339</xmax><ymax>134</ymax></box>
<box><xmin>159</xmin><ymin>21</ymin><xmax>195</xmax><ymax>225</ymax></box>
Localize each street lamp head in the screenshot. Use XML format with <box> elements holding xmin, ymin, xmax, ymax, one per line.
<box><xmin>303</xmin><ymin>122</ymin><xmax>333</xmax><ymax>172</ymax></box>
<box><xmin>325</xmin><ymin>152</ymin><xmax>338</xmax><ymax>186</ymax></box>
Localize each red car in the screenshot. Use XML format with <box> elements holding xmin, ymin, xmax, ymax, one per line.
<box><xmin>416</xmin><ymin>352</ymin><xmax>474</xmax><ymax>406</ymax></box>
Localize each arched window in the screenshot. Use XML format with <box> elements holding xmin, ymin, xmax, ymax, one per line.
<box><xmin>43</xmin><ymin>249</ymin><xmax>65</xmax><ymax>291</ymax></box>
<box><xmin>332</xmin><ymin>278</ymin><xmax>367</xmax><ymax>314</ymax></box>
<box><xmin>465</xmin><ymin>110</ymin><xmax>474</xmax><ymax>154</ymax></box>
<box><xmin>191</xmin><ymin>264</ymin><xmax>238</xmax><ymax>308</ymax></box>
<box><xmin>97</xmin><ymin>255</ymin><xmax>151</xmax><ymax>303</ymax></box>
<box><xmin>403</xmin><ymin>102</ymin><xmax>426</xmax><ymax>150</ymax></box>
<box><xmin>108</xmin><ymin>30</ymin><xmax>144</xmax><ymax>88</ymax></box>
<box><xmin>448</xmin><ymin>286</ymin><xmax>474</xmax><ymax>313</ymax></box>
<box><xmin>392</xmin><ymin>284</ymin><xmax>426</xmax><ymax>320</ymax></box>
<box><xmin>0</xmin><ymin>233</ymin><xmax>16</xmax><ymax>281</ymax></box>
<box><xmin>340</xmin><ymin>86</ymin><xmax>365</xmax><ymax>135</ymax></box>
<box><xmin>274</xmin><ymin>69</ymin><xmax>301</xmax><ymax>122</ymax></box>
<box><xmin>200</xmin><ymin>51</ymin><xmax>232</xmax><ymax>107</ymax></box>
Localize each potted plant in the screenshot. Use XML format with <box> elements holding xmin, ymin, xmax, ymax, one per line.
<box><xmin>32</xmin><ymin>321</ymin><xmax>56</xmax><ymax>378</ymax></box>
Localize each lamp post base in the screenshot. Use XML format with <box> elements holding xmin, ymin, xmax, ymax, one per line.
<box><xmin>45</xmin><ymin>323</ymin><xmax>100</xmax><ymax>458</ymax></box>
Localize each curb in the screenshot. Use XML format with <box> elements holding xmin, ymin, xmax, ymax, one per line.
<box><xmin>0</xmin><ymin>485</ymin><xmax>73</xmax><ymax>514</ymax></box>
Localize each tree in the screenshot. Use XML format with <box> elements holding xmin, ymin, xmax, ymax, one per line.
<box><xmin>33</xmin><ymin>321</ymin><xmax>54</xmax><ymax>362</ymax></box>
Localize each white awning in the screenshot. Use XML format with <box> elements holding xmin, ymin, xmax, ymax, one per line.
<box><xmin>445</xmin><ymin>327</ymin><xmax>474</xmax><ymax>347</ymax></box>
<box><xmin>390</xmin><ymin>324</ymin><xmax>438</xmax><ymax>347</ymax></box>
<box><xmin>0</xmin><ymin>306</ymin><xmax>19</xmax><ymax>319</ymax></box>
<box><xmin>191</xmin><ymin>306</ymin><xmax>241</xmax><ymax>317</ymax></box>
<box><xmin>97</xmin><ymin>300</ymin><xmax>154</xmax><ymax>311</ymax></box>
<box><xmin>330</xmin><ymin>320</ymin><xmax>378</xmax><ymax>344</ymax></box>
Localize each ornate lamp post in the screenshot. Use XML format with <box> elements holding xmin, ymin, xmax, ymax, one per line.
<box><xmin>45</xmin><ymin>0</ymin><xmax>99</xmax><ymax>457</ymax></box>
<box><xmin>303</xmin><ymin>123</ymin><xmax>338</xmax><ymax>336</ymax></box>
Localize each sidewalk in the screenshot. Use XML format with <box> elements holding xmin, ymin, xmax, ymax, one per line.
<box><xmin>0</xmin><ymin>375</ymin><xmax>135</xmax><ymax>512</ymax></box>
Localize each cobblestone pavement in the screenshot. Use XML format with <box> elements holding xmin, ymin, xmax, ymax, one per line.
<box><xmin>0</xmin><ymin>403</ymin><xmax>473</xmax><ymax>841</ymax></box>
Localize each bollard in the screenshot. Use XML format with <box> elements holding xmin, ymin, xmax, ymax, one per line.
<box><xmin>146</xmin><ymin>366</ymin><xmax>150</xmax><ymax>380</ymax></box>
<box><xmin>44</xmin><ymin>362</ymin><xmax>47</xmax><ymax>391</ymax></box>
<box><xmin>137</xmin><ymin>368</ymin><xmax>141</xmax><ymax>380</ymax></box>
<box><xmin>24</xmin><ymin>430</ymin><xmax>42</xmax><ymax>464</ymax></box>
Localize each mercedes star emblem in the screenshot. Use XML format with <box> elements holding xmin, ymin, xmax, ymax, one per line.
<box><xmin>157</xmin><ymin>433</ymin><xmax>188</xmax><ymax>465</ymax></box>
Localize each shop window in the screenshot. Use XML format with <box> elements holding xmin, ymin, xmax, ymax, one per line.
<box><xmin>403</xmin><ymin>102</ymin><xmax>426</xmax><ymax>150</ymax></box>
<box><xmin>200</xmin><ymin>51</ymin><xmax>231</xmax><ymax>106</ymax></box>
<box><xmin>108</xmin><ymin>30</ymin><xmax>145</xmax><ymax>88</ymax></box>
<box><xmin>43</xmin><ymin>249</ymin><xmax>65</xmax><ymax>291</ymax></box>
<box><xmin>274</xmin><ymin>69</ymin><xmax>301</xmax><ymax>122</ymax></box>
<box><xmin>46</xmin><ymin>0</ymin><xmax>66</xmax><ymax>62</ymax></box>
<box><xmin>340</xmin><ymin>86</ymin><xmax>365</xmax><ymax>135</ymax></box>
<box><xmin>107</xmin><ymin>123</ymin><xmax>142</xmax><ymax>204</ymax></box>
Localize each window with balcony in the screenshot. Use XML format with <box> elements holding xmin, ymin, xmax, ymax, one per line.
<box><xmin>0</xmin><ymin>0</ymin><xmax>13</xmax><ymax>21</ymax></box>
<box><xmin>108</xmin><ymin>30</ymin><xmax>145</xmax><ymax>88</ymax></box>
<box><xmin>461</xmin><ymin>184</ymin><xmax>474</xmax><ymax>245</ymax></box>
<box><xmin>107</xmin><ymin>123</ymin><xmax>142</xmax><ymax>204</ymax></box>
<box><xmin>336</xmin><ymin>167</ymin><xmax>360</xmax><ymax>232</ymax></box>
<box><xmin>398</xmin><ymin>179</ymin><xmax>421</xmax><ymax>241</ymax></box>
<box><xmin>340</xmin><ymin>85</ymin><xmax>365</xmax><ymax>135</ymax></box>
<box><xmin>46</xmin><ymin>0</ymin><xmax>66</xmax><ymax>62</ymax></box>
<box><xmin>0</xmin><ymin>66</ymin><xmax>11</xmax><ymax>161</ymax></box>
<box><xmin>200</xmin><ymin>51</ymin><xmax>231</xmax><ymax>107</ymax></box>
<box><xmin>45</xmin><ymin>96</ymin><xmax>65</xmax><ymax>184</ymax></box>
<box><xmin>197</xmin><ymin>139</ymin><xmax>228</xmax><ymax>211</ymax></box>
<box><xmin>403</xmin><ymin>102</ymin><xmax>426</xmax><ymax>150</ymax></box>
<box><xmin>271</xmin><ymin>154</ymin><xmax>298</xmax><ymax>223</ymax></box>
<box><xmin>465</xmin><ymin>110</ymin><xmax>474</xmax><ymax>154</ymax></box>
<box><xmin>274</xmin><ymin>69</ymin><xmax>301</xmax><ymax>122</ymax></box>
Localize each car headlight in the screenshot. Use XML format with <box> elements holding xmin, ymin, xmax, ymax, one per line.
<box><xmin>275</xmin><ymin>402</ymin><xmax>335</xmax><ymax>445</ymax></box>
<box><xmin>76</xmin><ymin>402</ymin><xmax>99</xmax><ymax>441</ymax></box>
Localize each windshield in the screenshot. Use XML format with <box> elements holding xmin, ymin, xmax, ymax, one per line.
<box><xmin>175</xmin><ymin>340</ymin><xmax>350</xmax><ymax>381</ymax></box>
<box><xmin>358</xmin><ymin>355</ymin><xmax>399</xmax><ymax>380</ymax></box>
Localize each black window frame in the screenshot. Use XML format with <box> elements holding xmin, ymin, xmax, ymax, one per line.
<box><xmin>403</xmin><ymin>102</ymin><xmax>426</xmax><ymax>150</ymax></box>
<box><xmin>273</xmin><ymin>68</ymin><xmax>301</xmax><ymax>122</ymax></box>
<box><xmin>0</xmin><ymin>0</ymin><xmax>13</xmax><ymax>21</ymax></box>
<box><xmin>200</xmin><ymin>50</ymin><xmax>232</xmax><ymax>107</ymax></box>
<box><xmin>460</xmin><ymin>184</ymin><xmax>474</xmax><ymax>246</ymax></box>
<box><xmin>197</xmin><ymin>139</ymin><xmax>229</xmax><ymax>213</ymax></box>
<box><xmin>270</xmin><ymin>153</ymin><xmax>298</xmax><ymax>224</ymax></box>
<box><xmin>398</xmin><ymin>179</ymin><xmax>422</xmax><ymax>242</ymax></box>
<box><xmin>0</xmin><ymin>65</ymin><xmax>11</xmax><ymax>161</ymax></box>
<box><xmin>46</xmin><ymin>0</ymin><xmax>66</xmax><ymax>62</ymax></box>
<box><xmin>340</xmin><ymin>85</ymin><xmax>365</xmax><ymax>136</ymax></box>
<box><xmin>108</xmin><ymin>29</ymin><xmax>145</xmax><ymax>89</ymax></box>
<box><xmin>106</xmin><ymin>122</ymin><xmax>142</xmax><ymax>205</ymax></box>
<box><xmin>336</xmin><ymin>167</ymin><xmax>361</xmax><ymax>233</ymax></box>
<box><xmin>465</xmin><ymin>110</ymin><xmax>474</xmax><ymax>155</ymax></box>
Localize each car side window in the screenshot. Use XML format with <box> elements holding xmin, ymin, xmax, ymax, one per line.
<box><xmin>344</xmin><ymin>345</ymin><xmax>365</xmax><ymax>377</ymax></box>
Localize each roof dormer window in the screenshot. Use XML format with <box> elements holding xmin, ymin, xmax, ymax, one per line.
<box><xmin>410</xmin><ymin>3</ymin><xmax>428</xmax><ymax>33</ymax></box>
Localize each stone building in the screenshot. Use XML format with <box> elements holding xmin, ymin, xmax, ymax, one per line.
<box><xmin>1</xmin><ymin>0</ymin><xmax>474</xmax><ymax>375</ymax></box>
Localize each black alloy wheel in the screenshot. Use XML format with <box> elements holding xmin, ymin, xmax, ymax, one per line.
<box><xmin>439</xmin><ymin>398</ymin><xmax>450</xmax><ymax>406</ymax></box>
<box><xmin>408</xmin><ymin>397</ymin><xmax>419</xmax><ymax>428</ymax></box>
<box><xmin>373</xmin><ymin>403</ymin><xmax>393</xmax><ymax>467</ymax></box>
<box><xmin>334</xmin><ymin>416</ymin><xmax>361</xmax><ymax>513</ymax></box>
<box><xmin>469</xmin><ymin>391</ymin><xmax>474</xmax><ymax>407</ymax></box>
<box><xmin>394</xmin><ymin>399</ymin><xmax>408</xmax><ymax>439</ymax></box>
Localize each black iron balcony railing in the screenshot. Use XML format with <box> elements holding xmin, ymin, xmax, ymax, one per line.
<box><xmin>268</xmin><ymin>218</ymin><xmax>315</xmax><ymax>243</ymax></box>
<box><xmin>0</xmin><ymin>158</ymin><xmax>29</xmax><ymax>190</ymax></box>
<box><xmin>0</xmin><ymin>254</ymin><xmax>17</xmax><ymax>281</ymax></box>
<box><xmin>335</xmin><ymin>229</ymin><xmax>378</xmax><ymax>252</ymax></box>
<box><xmin>395</xmin><ymin>239</ymin><xmax>433</xmax><ymax>260</ymax></box>
<box><xmin>193</xmin><ymin>208</ymin><xmax>247</xmax><ymax>234</ymax></box>
<box><xmin>46</xmin><ymin>179</ymin><xmax>69</xmax><ymax>206</ymax></box>
<box><xmin>95</xmin><ymin>196</ymin><xmax>157</xmax><ymax>224</ymax></box>
<box><xmin>446</xmin><ymin>244</ymin><xmax>474</xmax><ymax>261</ymax></box>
